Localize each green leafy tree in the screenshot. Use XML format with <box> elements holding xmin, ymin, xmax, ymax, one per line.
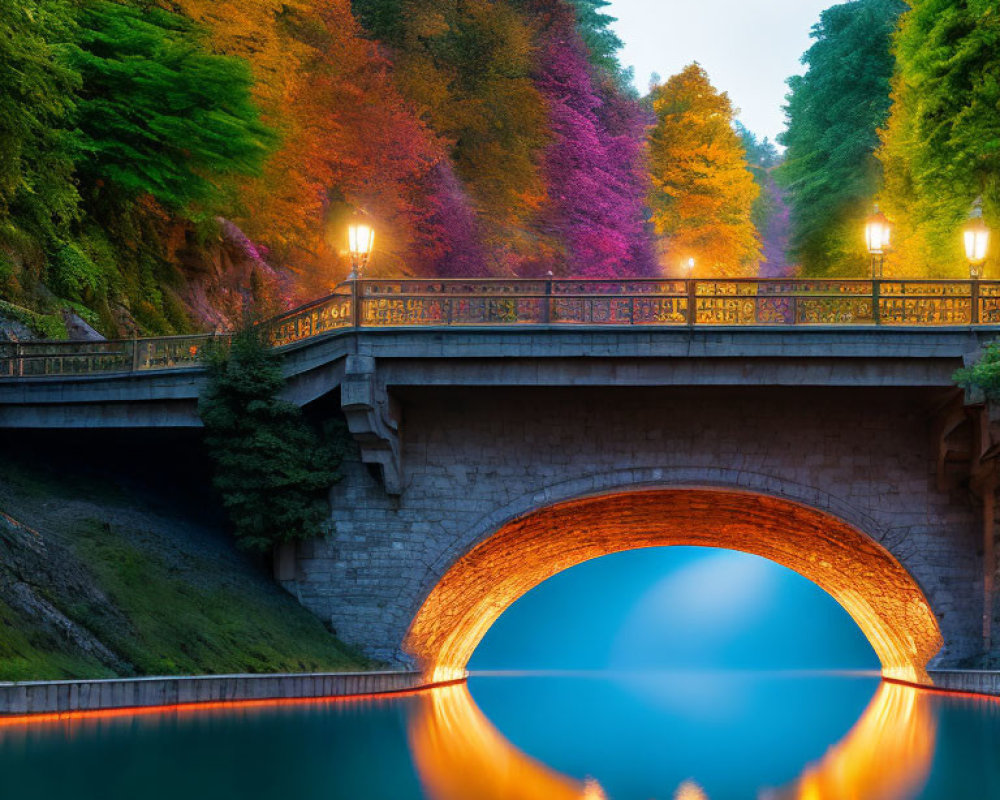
<box><xmin>879</xmin><ymin>0</ymin><xmax>1000</xmax><ymax>278</ymax></box>
<box><xmin>199</xmin><ymin>329</ymin><xmax>343</xmax><ymax>553</ymax></box>
<box><xmin>67</xmin><ymin>1</ymin><xmax>273</xmax><ymax>210</ymax></box>
<box><xmin>0</xmin><ymin>0</ymin><xmax>80</xmax><ymax>243</ymax></box>
<box><xmin>778</xmin><ymin>0</ymin><xmax>904</xmax><ymax>276</ymax></box>
<box><xmin>736</xmin><ymin>121</ymin><xmax>780</xmax><ymax>232</ymax></box>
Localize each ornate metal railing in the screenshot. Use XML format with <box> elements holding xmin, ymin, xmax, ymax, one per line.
<box><xmin>4</xmin><ymin>278</ymin><xmax>1000</xmax><ymax>378</ymax></box>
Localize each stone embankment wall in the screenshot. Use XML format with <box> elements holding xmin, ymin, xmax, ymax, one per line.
<box><xmin>0</xmin><ymin>671</ymin><xmax>428</xmax><ymax>716</ymax></box>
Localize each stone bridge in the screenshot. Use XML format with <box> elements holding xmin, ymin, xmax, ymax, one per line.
<box><xmin>4</xmin><ymin>322</ymin><xmax>1000</xmax><ymax>685</ymax></box>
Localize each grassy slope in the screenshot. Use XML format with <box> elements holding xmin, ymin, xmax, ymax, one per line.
<box><xmin>0</xmin><ymin>442</ymin><xmax>370</xmax><ymax>681</ymax></box>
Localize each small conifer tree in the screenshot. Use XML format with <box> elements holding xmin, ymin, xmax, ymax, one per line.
<box><xmin>198</xmin><ymin>328</ymin><xmax>343</xmax><ymax>553</ymax></box>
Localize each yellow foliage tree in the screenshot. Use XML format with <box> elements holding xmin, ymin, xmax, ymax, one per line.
<box><xmin>647</xmin><ymin>64</ymin><xmax>761</xmax><ymax>277</ymax></box>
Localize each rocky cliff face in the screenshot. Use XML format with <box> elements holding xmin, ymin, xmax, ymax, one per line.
<box><xmin>170</xmin><ymin>219</ymin><xmax>295</xmax><ymax>334</ymax></box>
<box><xmin>1</xmin><ymin>219</ymin><xmax>296</xmax><ymax>343</ymax></box>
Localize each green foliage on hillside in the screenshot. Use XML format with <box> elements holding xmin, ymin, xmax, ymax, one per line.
<box><xmin>0</xmin><ymin>0</ymin><xmax>80</xmax><ymax>244</ymax></box>
<box><xmin>1</xmin><ymin>0</ymin><xmax>272</xmax><ymax>338</ymax></box>
<box><xmin>199</xmin><ymin>329</ymin><xmax>345</xmax><ymax>553</ymax></box>
<box><xmin>879</xmin><ymin>0</ymin><xmax>1000</xmax><ymax>277</ymax></box>
<box><xmin>68</xmin><ymin>1</ymin><xmax>273</xmax><ymax>210</ymax></box>
<box><xmin>777</xmin><ymin>0</ymin><xmax>905</xmax><ymax>276</ymax></box>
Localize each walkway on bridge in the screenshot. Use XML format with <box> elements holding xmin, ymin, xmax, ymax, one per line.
<box><xmin>2</xmin><ymin>278</ymin><xmax>1000</xmax><ymax>379</ymax></box>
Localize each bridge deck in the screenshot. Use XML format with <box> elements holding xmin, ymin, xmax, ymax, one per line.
<box><xmin>3</xmin><ymin>278</ymin><xmax>1000</xmax><ymax>380</ymax></box>
<box><xmin>0</xmin><ymin>325</ymin><xmax>991</xmax><ymax>428</ymax></box>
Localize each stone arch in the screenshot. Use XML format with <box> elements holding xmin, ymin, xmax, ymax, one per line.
<box><xmin>404</xmin><ymin>488</ymin><xmax>943</xmax><ymax>685</ymax></box>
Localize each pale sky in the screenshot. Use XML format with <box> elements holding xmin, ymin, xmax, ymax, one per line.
<box><xmin>606</xmin><ymin>0</ymin><xmax>836</xmax><ymax>143</ymax></box>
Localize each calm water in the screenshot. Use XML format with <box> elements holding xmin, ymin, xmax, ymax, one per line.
<box><xmin>3</xmin><ymin>674</ymin><xmax>1000</xmax><ymax>800</ymax></box>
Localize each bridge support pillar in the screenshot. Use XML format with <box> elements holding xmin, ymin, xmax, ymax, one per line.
<box><xmin>340</xmin><ymin>355</ymin><xmax>403</xmax><ymax>496</ymax></box>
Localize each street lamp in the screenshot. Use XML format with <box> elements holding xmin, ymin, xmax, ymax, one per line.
<box><xmin>347</xmin><ymin>215</ymin><xmax>375</xmax><ymax>280</ymax></box>
<box><xmin>865</xmin><ymin>204</ymin><xmax>891</xmax><ymax>279</ymax></box>
<box><xmin>964</xmin><ymin>198</ymin><xmax>990</xmax><ymax>280</ymax></box>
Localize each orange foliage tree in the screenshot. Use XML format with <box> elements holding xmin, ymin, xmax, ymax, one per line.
<box><xmin>161</xmin><ymin>0</ymin><xmax>447</xmax><ymax>288</ymax></box>
<box><xmin>353</xmin><ymin>0</ymin><xmax>551</xmax><ymax>272</ymax></box>
<box><xmin>647</xmin><ymin>64</ymin><xmax>760</xmax><ymax>277</ymax></box>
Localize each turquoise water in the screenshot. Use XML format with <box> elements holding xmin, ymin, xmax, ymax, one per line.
<box><xmin>3</xmin><ymin>674</ymin><xmax>1000</xmax><ymax>799</ymax></box>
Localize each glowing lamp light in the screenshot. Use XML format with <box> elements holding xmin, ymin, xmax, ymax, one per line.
<box><xmin>964</xmin><ymin>198</ymin><xmax>990</xmax><ymax>279</ymax></box>
<box><xmin>347</xmin><ymin>216</ymin><xmax>375</xmax><ymax>278</ymax></box>
<box><xmin>865</xmin><ymin>205</ymin><xmax>891</xmax><ymax>255</ymax></box>
<box><xmin>685</xmin><ymin>257</ymin><xmax>695</xmax><ymax>273</ymax></box>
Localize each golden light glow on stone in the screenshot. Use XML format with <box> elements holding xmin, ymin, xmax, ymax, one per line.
<box><xmin>404</xmin><ymin>490</ymin><xmax>943</xmax><ymax>684</ymax></box>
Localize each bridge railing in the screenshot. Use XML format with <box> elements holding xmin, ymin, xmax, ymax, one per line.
<box><xmin>4</xmin><ymin>278</ymin><xmax>1000</xmax><ymax>378</ymax></box>
<box><xmin>354</xmin><ymin>277</ymin><xmax>1000</xmax><ymax>327</ymax></box>
<box><xmin>0</xmin><ymin>334</ymin><xmax>224</xmax><ymax>378</ymax></box>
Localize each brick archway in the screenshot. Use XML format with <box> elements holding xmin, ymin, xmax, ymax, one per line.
<box><xmin>404</xmin><ymin>489</ymin><xmax>943</xmax><ymax>684</ymax></box>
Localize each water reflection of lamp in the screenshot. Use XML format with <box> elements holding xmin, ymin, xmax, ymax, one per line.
<box><xmin>674</xmin><ymin>780</ymin><xmax>709</xmax><ymax>799</ymax></box>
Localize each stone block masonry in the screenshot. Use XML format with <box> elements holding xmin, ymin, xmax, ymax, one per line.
<box><xmin>3</xmin><ymin>326</ymin><xmax>996</xmax><ymax>684</ymax></box>
<box><xmin>288</xmin><ymin>384</ymin><xmax>984</xmax><ymax>679</ymax></box>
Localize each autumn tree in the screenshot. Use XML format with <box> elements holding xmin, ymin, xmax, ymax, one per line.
<box><xmin>878</xmin><ymin>0</ymin><xmax>1000</xmax><ymax>278</ymax></box>
<box><xmin>526</xmin><ymin>0</ymin><xmax>652</xmax><ymax>277</ymax></box>
<box><xmin>360</xmin><ymin>0</ymin><xmax>546</xmax><ymax>221</ymax></box>
<box><xmin>647</xmin><ymin>64</ymin><xmax>760</xmax><ymax>277</ymax></box>
<box><xmin>778</xmin><ymin>0</ymin><xmax>904</xmax><ymax>277</ymax></box>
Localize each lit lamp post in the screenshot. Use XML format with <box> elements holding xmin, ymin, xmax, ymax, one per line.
<box><xmin>347</xmin><ymin>216</ymin><xmax>375</xmax><ymax>280</ymax></box>
<box><xmin>964</xmin><ymin>197</ymin><xmax>990</xmax><ymax>280</ymax></box>
<box><xmin>966</xmin><ymin>201</ymin><xmax>996</xmax><ymax>648</ymax></box>
<box><xmin>684</xmin><ymin>258</ymin><xmax>696</xmax><ymax>326</ymax></box>
<box><xmin>347</xmin><ymin>215</ymin><xmax>374</xmax><ymax>328</ymax></box>
<box><xmin>865</xmin><ymin>204</ymin><xmax>891</xmax><ymax>279</ymax></box>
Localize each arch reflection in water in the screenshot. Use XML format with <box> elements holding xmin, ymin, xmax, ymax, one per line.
<box><xmin>409</xmin><ymin>683</ymin><xmax>607</xmax><ymax>800</ymax></box>
<box><xmin>409</xmin><ymin>681</ymin><xmax>935</xmax><ymax>800</ymax></box>
<box><xmin>764</xmin><ymin>681</ymin><xmax>936</xmax><ymax>800</ymax></box>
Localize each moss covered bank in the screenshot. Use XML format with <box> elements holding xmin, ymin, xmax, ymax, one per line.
<box><xmin>0</xmin><ymin>431</ymin><xmax>368</xmax><ymax>682</ymax></box>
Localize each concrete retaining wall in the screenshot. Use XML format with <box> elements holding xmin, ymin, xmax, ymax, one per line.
<box><xmin>0</xmin><ymin>671</ymin><xmax>430</xmax><ymax>716</ymax></box>
<box><xmin>930</xmin><ymin>670</ymin><xmax>1000</xmax><ymax>696</ymax></box>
